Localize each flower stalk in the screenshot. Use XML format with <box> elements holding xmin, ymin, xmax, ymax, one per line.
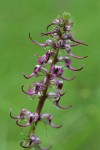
<box><xmin>10</xmin><ymin>12</ymin><xmax>88</xmax><ymax>150</ymax></box>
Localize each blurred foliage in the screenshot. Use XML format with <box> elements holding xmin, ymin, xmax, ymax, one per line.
<box><xmin>0</xmin><ymin>0</ymin><xmax>100</xmax><ymax>150</ymax></box>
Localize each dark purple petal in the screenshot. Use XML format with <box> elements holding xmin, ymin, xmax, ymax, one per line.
<box><xmin>56</xmin><ymin>80</ymin><xmax>63</xmax><ymax>89</ymax></box>
<box><xmin>50</xmin><ymin>65</ymin><xmax>55</xmax><ymax>72</ymax></box>
<box><xmin>38</xmin><ymin>57</ymin><xmax>44</xmax><ymax>65</ymax></box>
<box><xmin>38</xmin><ymin>51</ymin><xmax>51</xmax><ymax>65</ymax></box>
<box><xmin>51</xmin><ymin>65</ymin><xmax>64</xmax><ymax>76</ymax></box>
<box><xmin>57</xmin><ymin>68</ymin><xmax>64</xmax><ymax>75</ymax></box>
<box><xmin>34</xmin><ymin>65</ymin><xmax>41</xmax><ymax>73</ymax></box>
<box><xmin>49</xmin><ymin>73</ymin><xmax>56</xmax><ymax>80</ymax></box>
<box><xmin>29</xmin><ymin>33</ymin><xmax>47</xmax><ymax>47</ymax></box>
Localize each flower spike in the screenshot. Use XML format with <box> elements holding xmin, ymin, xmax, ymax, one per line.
<box><xmin>10</xmin><ymin>13</ymin><xmax>87</xmax><ymax>149</ymax></box>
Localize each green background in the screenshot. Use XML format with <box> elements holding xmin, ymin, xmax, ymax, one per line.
<box><xmin>0</xmin><ymin>0</ymin><xmax>100</xmax><ymax>150</ymax></box>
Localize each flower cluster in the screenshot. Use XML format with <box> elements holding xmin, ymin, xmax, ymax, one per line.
<box><xmin>10</xmin><ymin>12</ymin><xmax>87</xmax><ymax>149</ymax></box>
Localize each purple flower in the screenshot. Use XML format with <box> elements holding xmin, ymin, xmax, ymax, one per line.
<box><xmin>21</xmin><ymin>82</ymin><xmax>45</xmax><ymax>96</ymax></box>
<box><xmin>50</xmin><ymin>65</ymin><xmax>75</xmax><ymax>80</ymax></box>
<box><xmin>67</xmin><ymin>32</ymin><xmax>88</xmax><ymax>46</ymax></box>
<box><xmin>29</xmin><ymin>33</ymin><xmax>57</xmax><ymax>49</ymax></box>
<box><xmin>58</xmin><ymin>56</ymin><xmax>84</xmax><ymax>71</ymax></box>
<box><xmin>51</xmin><ymin>65</ymin><xmax>64</xmax><ymax>76</ymax></box>
<box><xmin>56</xmin><ymin>80</ymin><xmax>63</xmax><ymax>95</ymax></box>
<box><xmin>58</xmin><ymin>39</ymin><xmax>88</xmax><ymax>59</ymax></box>
<box><xmin>10</xmin><ymin>109</ymin><xmax>38</xmax><ymax>127</ymax></box>
<box><xmin>40</xmin><ymin>113</ymin><xmax>63</xmax><ymax>128</ymax></box>
<box><xmin>10</xmin><ymin>13</ymin><xmax>87</xmax><ymax>149</ymax></box>
<box><xmin>41</xmin><ymin>28</ymin><xmax>62</xmax><ymax>40</ymax></box>
<box><xmin>22</xmin><ymin>65</ymin><xmax>49</xmax><ymax>79</ymax></box>
<box><xmin>47</xmin><ymin>92</ymin><xmax>71</xmax><ymax>109</ymax></box>
<box><xmin>47</xmin><ymin>17</ymin><xmax>65</xmax><ymax>31</ymax></box>
<box><xmin>38</xmin><ymin>50</ymin><xmax>52</xmax><ymax>65</ymax></box>
<box><xmin>20</xmin><ymin>134</ymin><xmax>51</xmax><ymax>150</ymax></box>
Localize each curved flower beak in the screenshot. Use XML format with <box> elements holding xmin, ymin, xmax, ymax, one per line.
<box><xmin>29</xmin><ymin>33</ymin><xmax>47</xmax><ymax>47</ymax></box>
<box><xmin>49</xmin><ymin>120</ymin><xmax>64</xmax><ymax>128</ymax></box>
<box><xmin>22</xmin><ymin>72</ymin><xmax>36</xmax><ymax>79</ymax></box>
<box><xmin>22</xmin><ymin>65</ymin><xmax>44</xmax><ymax>79</ymax></box>
<box><xmin>68</xmin><ymin>32</ymin><xmax>88</xmax><ymax>46</ymax></box>
<box><xmin>47</xmin><ymin>23</ymin><xmax>54</xmax><ymax>31</ymax></box>
<box><xmin>54</xmin><ymin>100</ymin><xmax>72</xmax><ymax>109</ymax></box>
<box><xmin>10</xmin><ymin>109</ymin><xmax>38</xmax><ymax>127</ymax></box>
<box><xmin>21</xmin><ymin>86</ymin><xmax>36</xmax><ymax>95</ymax></box>
<box><xmin>59</xmin><ymin>74</ymin><xmax>75</xmax><ymax>81</ymax></box>
<box><xmin>68</xmin><ymin>51</ymin><xmax>88</xmax><ymax>59</ymax></box>
<box><xmin>40</xmin><ymin>114</ymin><xmax>63</xmax><ymax>128</ymax></box>
<box><xmin>10</xmin><ymin>109</ymin><xmax>22</xmax><ymax>119</ymax></box>
<box><xmin>20</xmin><ymin>142</ymin><xmax>29</xmax><ymax>148</ymax></box>
<box><xmin>16</xmin><ymin>120</ymin><xmax>31</xmax><ymax>127</ymax></box>
<box><xmin>49</xmin><ymin>90</ymin><xmax>72</xmax><ymax>109</ymax></box>
<box><xmin>41</xmin><ymin>31</ymin><xmax>55</xmax><ymax>36</ymax></box>
<box><xmin>16</xmin><ymin>113</ymin><xmax>38</xmax><ymax>127</ymax></box>
<box><xmin>10</xmin><ymin>108</ymin><xmax>30</xmax><ymax>119</ymax></box>
<box><xmin>29</xmin><ymin>33</ymin><xmax>57</xmax><ymax>49</ymax></box>
<box><xmin>67</xmin><ymin>63</ymin><xmax>84</xmax><ymax>71</ymax></box>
